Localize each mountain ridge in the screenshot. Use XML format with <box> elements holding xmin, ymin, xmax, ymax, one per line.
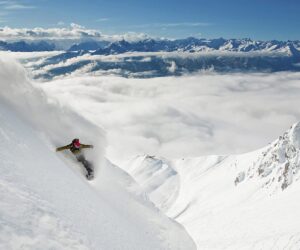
<box><xmin>1</xmin><ymin>37</ymin><xmax>300</xmax><ymax>54</ymax></box>
<box><xmin>121</xmin><ymin>122</ymin><xmax>300</xmax><ymax>249</ymax></box>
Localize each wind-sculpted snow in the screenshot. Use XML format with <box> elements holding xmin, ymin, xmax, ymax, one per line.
<box><xmin>124</xmin><ymin>155</ymin><xmax>180</xmax><ymax>212</ymax></box>
<box><xmin>0</xmin><ymin>54</ymin><xmax>196</xmax><ymax>249</ymax></box>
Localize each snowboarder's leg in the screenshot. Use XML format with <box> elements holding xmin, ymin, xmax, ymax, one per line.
<box><xmin>83</xmin><ymin>160</ymin><xmax>94</xmax><ymax>180</ymax></box>
<box><xmin>76</xmin><ymin>155</ymin><xmax>94</xmax><ymax>179</ymax></box>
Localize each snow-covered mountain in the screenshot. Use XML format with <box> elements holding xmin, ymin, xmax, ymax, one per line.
<box><xmin>122</xmin><ymin>123</ymin><xmax>300</xmax><ymax>249</ymax></box>
<box><xmin>1</xmin><ymin>37</ymin><xmax>300</xmax><ymax>54</ymax></box>
<box><xmin>0</xmin><ymin>55</ymin><xmax>196</xmax><ymax>250</ymax></box>
<box><xmin>91</xmin><ymin>38</ymin><xmax>300</xmax><ymax>55</ymax></box>
<box><xmin>2</xmin><ymin>37</ymin><xmax>300</xmax><ymax>79</ymax></box>
<box><xmin>0</xmin><ymin>40</ymin><xmax>56</xmax><ymax>51</ymax></box>
<box><xmin>68</xmin><ymin>41</ymin><xmax>109</xmax><ymax>51</ymax></box>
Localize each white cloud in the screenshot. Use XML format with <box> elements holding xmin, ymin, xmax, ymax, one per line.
<box><xmin>108</xmin><ymin>32</ymin><xmax>150</xmax><ymax>42</ymax></box>
<box><xmin>0</xmin><ymin>22</ymin><xmax>209</xmax><ymax>42</ymax></box>
<box><xmin>70</xmin><ymin>22</ymin><xmax>85</xmax><ymax>29</ymax></box>
<box><xmin>168</xmin><ymin>61</ymin><xmax>177</xmax><ymax>73</ymax></box>
<box><xmin>0</xmin><ymin>23</ymin><xmax>102</xmax><ymax>40</ymax></box>
<box><xmin>0</xmin><ymin>24</ymin><xmax>149</xmax><ymax>42</ymax></box>
<box><xmin>38</xmin><ymin>71</ymin><xmax>300</xmax><ymax>165</ymax></box>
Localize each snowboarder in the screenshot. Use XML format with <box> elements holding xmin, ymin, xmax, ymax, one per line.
<box><xmin>56</xmin><ymin>138</ymin><xmax>94</xmax><ymax>180</ymax></box>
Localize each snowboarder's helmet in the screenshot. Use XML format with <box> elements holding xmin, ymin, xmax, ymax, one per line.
<box><xmin>72</xmin><ymin>138</ymin><xmax>81</xmax><ymax>148</ymax></box>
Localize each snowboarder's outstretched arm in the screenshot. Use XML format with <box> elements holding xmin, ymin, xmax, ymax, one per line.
<box><xmin>81</xmin><ymin>144</ymin><xmax>94</xmax><ymax>149</ymax></box>
<box><xmin>56</xmin><ymin>144</ymin><xmax>71</xmax><ymax>152</ymax></box>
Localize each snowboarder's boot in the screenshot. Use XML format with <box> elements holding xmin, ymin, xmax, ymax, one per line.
<box><xmin>85</xmin><ymin>165</ymin><xmax>94</xmax><ymax>180</ymax></box>
<box><xmin>86</xmin><ymin>172</ymin><xmax>94</xmax><ymax>180</ymax></box>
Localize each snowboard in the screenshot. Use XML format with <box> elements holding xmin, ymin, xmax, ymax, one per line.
<box><xmin>86</xmin><ymin>170</ymin><xmax>94</xmax><ymax>180</ymax></box>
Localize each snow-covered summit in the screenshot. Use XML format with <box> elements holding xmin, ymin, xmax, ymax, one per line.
<box><xmin>91</xmin><ymin>38</ymin><xmax>300</xmax><ymax>55</ymax></box>
<box><xmin>1</xmin><ymin>37</ymin><xmax>300</xmax><ymax>55</ymax></box>
<box><xmin>239</xmin><ymin>122</ymin><xmax>300</xmax><ymax>192</ymax></box>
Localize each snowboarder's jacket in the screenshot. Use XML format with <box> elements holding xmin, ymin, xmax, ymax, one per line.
<box><xmin>56</xmin><ymin>141</ymin><xmax>93</xmax><ymax>155</ymax></box>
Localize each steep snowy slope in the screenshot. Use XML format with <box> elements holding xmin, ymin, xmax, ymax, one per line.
<box><xmin>125</xmin><ymin>155</ymin><xmax>180</xmax><ymax>213</ymax></box>
<box><xmin>125</xmin><ymin>124</ymin><xmax>300</xmax><ymax>249</ymax></box>
<box><xmin>0</xmin><ymin>57</ymin><xmax>196</xmax><ymax>249</ymax></box>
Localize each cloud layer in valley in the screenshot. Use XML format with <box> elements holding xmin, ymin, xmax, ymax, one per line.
<box><xmin>39</xmin><ymin>71</ymin><xmax>300</xmax><ymax>164</ymax></box>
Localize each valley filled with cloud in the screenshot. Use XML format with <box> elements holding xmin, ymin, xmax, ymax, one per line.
<box><xmin>36</xmin><ymin>70</ymin><xmax>300</xmax><ymax>164</ymax></box>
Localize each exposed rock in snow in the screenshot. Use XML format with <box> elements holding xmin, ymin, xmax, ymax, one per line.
<box><xmin>244</xmin><ymin>122</ymin><xmax>300</xmax><ymax>192</ymax></box>
<box><xmin>234</xmin><ymin>171</ymin><xmax>245</xmax><ymax>185</ymax></box>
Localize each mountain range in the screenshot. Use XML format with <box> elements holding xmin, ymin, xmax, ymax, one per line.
<box><xmin>0</xmin><ymin>40</ymin><xmax>55</xmax><ymax>52</ymax></box>
<box><xmin>91</xmin><ymin>38</ymin><xmax>300</xmax><ymax>55</ymax></box>
<box><xmin>1</xmin><ymin>37</ymin><xmax>300</xmax><ymax>55</ymax></box>
<box><xmin>2</xmin><ymin>37</ymin><xmax>300</xmax><ymax>79</ymax></box>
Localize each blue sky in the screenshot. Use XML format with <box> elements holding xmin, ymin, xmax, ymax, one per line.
<box><xmin>0</xmin><ymin>0</ymin><xmax>299</xmax><ymax>40</ymax></box>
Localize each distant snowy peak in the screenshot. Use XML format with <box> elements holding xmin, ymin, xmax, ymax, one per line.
<box><xmin>91</xmin><ymin>39</ymin><xmax>174</xmax><ymax>55</ymax></box>
<box><xmin>67</xmin><ymin>40</ymin><xmax>109</xmax><ymax>51</ymax></box>
<box><xmin>91</xmin><ymin>38</ymin><xmax>300</xmax><ymax>55</ymax></box>
<box><xmin>0</xmin><ymin>40</ymin><xmax>55</xmax><ymax>52</ymax></box>
<box><xmin>282</xmin><ymin>43</ymin><xmax>300</xmax><ymax>57</ymax></box>
<box><xmin>239</xmin><ymin>122</ymin><xmax>300</xmax><ymax>192</ymax></box>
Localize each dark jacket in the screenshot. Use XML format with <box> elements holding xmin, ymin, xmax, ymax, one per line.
<box><xmin>56</xmin><ymin>143</ymin><xmax>93</xmax><ymax>155</ymax></box>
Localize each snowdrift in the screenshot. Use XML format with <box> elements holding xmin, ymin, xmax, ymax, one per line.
<box><xmin>0</xmin><ymin>56</ymin><xmax>196</xmax><ymax>249</ymax></box>
<box><xmin>125</xmin><ymin>124</ymin><xmax>300</xmax><ymax>249</ymax></box>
